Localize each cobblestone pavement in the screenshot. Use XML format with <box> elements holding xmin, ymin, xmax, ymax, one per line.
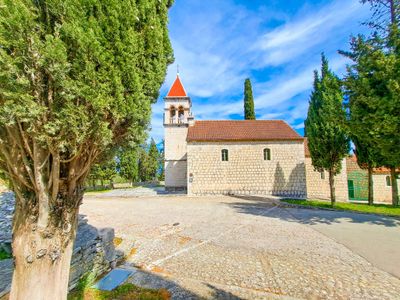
<box><xmin>0</xmin><ymin>192</ymin><xmax>13</xmax><ymax>243</ymax></box>
<box><xmin>80</xmin><ymin>194</ymin><xmax>400</xmax><ymax>300</ymax></box>
<box><xmin>0</xmin><ymin>259</ymin><xmax>12</xmax><ymax>298</ymax></box>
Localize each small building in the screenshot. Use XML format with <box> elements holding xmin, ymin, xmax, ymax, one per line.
<box><xmin>346</xmin><ymin>156</ymin><xmax>399</xmax><ymax>204</ymax></box>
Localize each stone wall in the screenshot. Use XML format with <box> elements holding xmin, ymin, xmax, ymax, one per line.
<box><xmin>372</xmin><ymin>174</ymin><xmax>400</xmax><ymax>204</ymax></box>
<box><xmin>0</xmin><ymin>192</ymin><xmax>121</xmax><ymax>296</ymax></box>
<box><xmin>165</xmin><ymin>126</ymin><xmax>188</xmax><ymax>189</ymax></box>
<box><xmin>187</xmin><ymin>141</ymin><xmax>306</xmax><ymax>197</ymax></box>
<box><xmin>305</xmin><ymin>157</ymin><xmax>348</xmax><ymax>202</ymax></box>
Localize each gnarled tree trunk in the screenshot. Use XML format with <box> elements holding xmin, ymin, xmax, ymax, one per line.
<box><xmin>10</xmin><ymin>187</ymin><xmax>83</xmax><ymax>300</ymax></box>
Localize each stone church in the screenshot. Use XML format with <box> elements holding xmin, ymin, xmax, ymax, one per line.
<box><xmin>164</xmin><ymin>75</ymin><xmax>348</xmax><ymax>200</ymax></box>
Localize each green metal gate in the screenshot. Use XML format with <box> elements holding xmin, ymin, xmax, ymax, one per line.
<box><xmin>347</xmin><ymin>171</ymin><xmax>368</xmax><ymax>201</ymax></box>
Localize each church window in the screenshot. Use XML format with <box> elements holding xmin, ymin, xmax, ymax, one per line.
<box><xmin>221</xmin><ymin>149</ymin><xmax>229</xmax><ymax>161</ymax></box>
<box><xmin>263</xmin><ymin>148</ymin><xmax>271</xmax><ymax>161</ymax></box>
<box><xmin>320</xmin><ymin>171</ymin><xmax>325</xmax><ymax>180</ymax></box>
<box><xmin>386</xmin><ymin>176</ymin><xmax>391</xmax><ymax>187</ymax></box>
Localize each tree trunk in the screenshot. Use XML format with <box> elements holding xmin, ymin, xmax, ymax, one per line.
<box><xmin>391</xmin><ymin>167</ymin><xmax>399</xmax><ymax>206</ymax></box>
<box><xmin>328</xmin><ymin>169</ymin><xmax>336</xmax><ymax>206</ymax></box>
<box><xmin>368</xmin><ymin>166</ymin><xmax>374</xmax><ymax>206</ymax></box>
<box><xmin>10</xmin><ymin>194</ymin><xmax>80</xmax><ymax>300</ymax></box>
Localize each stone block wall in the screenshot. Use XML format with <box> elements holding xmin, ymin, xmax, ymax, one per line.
<box><xmin>165</xmin><ymin>125</ymin><xmax>188</xmax><ymax>189</ymax></box>
<box><xmin>305</xmin><ymin>157</ymin><xmax>348</xmax><ymax>202</ymax></box>
<box><xmin>187</xmin><ymin>141</ymin><xmax>306</xmax><ymax>197</ymax></box>
<box><xmin>372</xmin><ymin>174</ymin><xmax>400</xmax><ymax>204</ymax></box>
<box><xmin>165</xmin><ymin>160</ymin><xmax>187</xmax><ymax>190</ymax></box>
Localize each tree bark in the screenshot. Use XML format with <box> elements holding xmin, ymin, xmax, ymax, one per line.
<box><xmin>391</xmin><ymin>167</ymin><xmax>399</xmax><ymax>206</ymax></box>
<box><xmin>368</xmin><ymin>166</ymin><xmax>374</xmax><ymax>205</ymax></box>
<box><xmin>390</xmin><ymin>0</ymin><xmax>396</xmax><ymax>25</ymax></box>
<box><xmin>328</xmin><ymin>168</ymin><xmax>336</xmax><ymax>206</ymax></box>
<box><xmin>10</xmin><ymin>193</ymin><xmax>80</xmax><ymax>300</ymax></box>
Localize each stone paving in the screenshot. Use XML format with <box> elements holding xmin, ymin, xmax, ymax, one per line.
<box><xmin>80</xmin><ymin>193</ymin><xmax>400</xmax><ymax>300</ymax></box>
<box><xmin>0</xmin><ymin>192</ymin><xmax>14</xmax><ymax>244</ymax></box>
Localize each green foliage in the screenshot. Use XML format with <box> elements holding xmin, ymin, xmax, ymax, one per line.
<box><xmin>118</xmin><ymin>146</ymin><xmax>140</xmax><ymax>184</ymax></box>
<box><xmin>305</xmin><ymin>55</ymin><xmax>349</xmax><ymax>172</ymax></box>
<box><xmin>305</xmin><ymin>54</ymin><xmax>349</xmax><ymax>204</ymax></box>
<box><xmin>243</xmin><ymin>78</ymin><xmax>256</xmax><ymax>120</ymax></box>
<box><xmin>342</xmin><ymin>1</ymin><xmax>400</xmax><ymax>205</ymax></box>
<box><xmin>138</xmin><ymin>139</ymin><xmax>160</xmax><ymax>182</ymax></box>
<box><xmin>0</xmin><ymin>248</ymin><xmax>12</xmax><ymax>260</ymax></box>
<box><xmin>68</xmin><ymin>283</ymin><xmax>170</xmax><ymax>300</ymax></box>
<box><xmin>282</xmin><ymin>199</ymin><xmax>400</xmax><ymax>217</ymax></box>
<box><xmin>88</xmin><ymin>159</ymin><xmax>117</xmax><ymax>187</ymax></box>
<box><xmin>0</xmin><ymin>0</ymin><xmax>174</xmax><ymax>200</ymax></box>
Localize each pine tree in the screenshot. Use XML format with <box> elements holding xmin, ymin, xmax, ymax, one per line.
<box><xmin>244</xmin><ymin>78</ymin><xmax>256</xmax><ymax>120</ymax></box>
<box><xmin>0</xmin><ymin>0</ymin><xmax>173</xmax><ymax>298</ymax></box>
<box><xmin>305</xmin><ymin>54</ymin><xmax>350</xmax><ymax>205</ymax></box>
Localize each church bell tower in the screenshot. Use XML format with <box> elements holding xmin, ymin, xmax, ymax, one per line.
<box><xmin>163</xmin><ymin>73</ymin><xmax>193</xmax><ymax>191</ymax></box>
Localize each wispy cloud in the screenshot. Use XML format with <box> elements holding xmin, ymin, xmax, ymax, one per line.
<box><xmin>150</xmin><ymin>0</ymin><xmax>371</xmax><ymax>142</ymax></box>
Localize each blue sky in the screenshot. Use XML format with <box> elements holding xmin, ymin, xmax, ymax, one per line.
<box><xmin>150</xmin><ymin>0</ymin><xmax>372</xmax><ymax>143</ymax></box>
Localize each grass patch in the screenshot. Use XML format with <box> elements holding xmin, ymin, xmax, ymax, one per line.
<box><xmin>282</xmin><ymin>199</ymin><xmax>400</xmax><ymax>217</ymax></box>
<box><xmin>68</xmin><ymin>283</ymin><xmax>170</xmax><ymax>300</ymax></box>
<box><xmin>0</xmin><ymin>249</ymin><xmax>12</xmax><ymax>260</ymax></box>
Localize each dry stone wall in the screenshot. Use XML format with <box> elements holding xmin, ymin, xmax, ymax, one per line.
<box><xmin>187</xmin><ymin>141</ymin><xmax>306</xmax><ymax>197</ymax></box>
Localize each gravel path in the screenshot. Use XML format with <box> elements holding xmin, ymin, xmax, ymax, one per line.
<box><xmin>80</xmin><ymin>194</ymin><xmax>400</xmax><ymax>300</ymax></box>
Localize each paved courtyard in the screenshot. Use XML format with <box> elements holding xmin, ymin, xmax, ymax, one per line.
<box><xmin>81</xmin><ymin>192</ymin><xmax>400</xmax><ymax>299</ymax></box>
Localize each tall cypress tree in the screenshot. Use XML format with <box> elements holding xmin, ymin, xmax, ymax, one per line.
<box><xmin>305</xmin><ymin>54</ymin><xmax>350</xmax><ymax>205</ymax></box>
<box><xmin>244</xmin><ymin>78</ymin><xmax>256</xmax><ymax>120</ymax></box>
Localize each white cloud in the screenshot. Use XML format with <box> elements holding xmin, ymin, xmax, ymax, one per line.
<box><xmin>255</xmin><ymin>0</ymin><xmax>369</xmax><ymax>67</ymax></box>
<box><xmin>150</xmin><ymin>0</ymin><xmax>371</xmax><ymax>142</ymax></box>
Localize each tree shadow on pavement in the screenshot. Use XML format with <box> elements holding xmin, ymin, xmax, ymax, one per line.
<box><xmin>226</xmin><ymin>195</ymin><xmax>400</xmax><ymax>228</ymax></box>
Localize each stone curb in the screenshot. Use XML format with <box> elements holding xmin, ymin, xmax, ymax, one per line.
<box><xmin>279</xmin><ymin>200</ymin><xmax>400</xmax><ymax>220</ymax></box>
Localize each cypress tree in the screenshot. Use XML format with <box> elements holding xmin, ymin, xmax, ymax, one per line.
<box><xmin>305</xmin><ymin>54</ymin><xmax>350</xmax><ymax>205</ymax></box>
<box><xmin>148</xmin><ymin>138</ymin><xmax>160</xmax><ymax>180</ymax></box>
<box><xmin>244</xmin><ymin>78</ymin><xmax>256</xmax><ymax>120</ymax></box>
<box><xmin>0</xmin><ymin>0</ymin><xmax>173</xmax><ymax>298</ymax></box>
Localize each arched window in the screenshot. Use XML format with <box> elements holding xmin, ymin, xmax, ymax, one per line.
<box><xmin>386</xmin><ymin>175</ymin><xmax>391</xmax><ymax>187</ymax></box>
<box><xmin>178</xmin><ymin>106</ymin><xmax>185</xmax><ymax>123</ymax></box>
<box><xmin>263</xmin><ymin>148</ymin><xmax>271</xmax><ymax>161</ymax></box>
<box><xmin>221</xmin><ymin>149</ymin><xmax>229</xmax><ymax>161</ymax></box>
<box><xmin>169</xmin><ymin>106</ymin><xmax>176</xmax><ymax>123</ymax></box>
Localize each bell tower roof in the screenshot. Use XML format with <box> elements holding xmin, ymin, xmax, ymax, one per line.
<box><xmin>166</xmin><ymin>75</ymin><xmax>187</xmax><ymax>97</ymax></box>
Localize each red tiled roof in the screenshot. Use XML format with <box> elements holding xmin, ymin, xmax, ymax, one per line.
<box><xmin>187</xmin><ymin>120</ymin><xmax>303</xmax><ymax>142</ymax></box>
<box><xmin>347</xmin><ymin>155</ymin><xmax>399</xmax><ymax>175</ymax></box>
<box><xmin>166</xmin><ymin>75</ymin><xmax>187</xmax><ymax>97</ymax></box>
